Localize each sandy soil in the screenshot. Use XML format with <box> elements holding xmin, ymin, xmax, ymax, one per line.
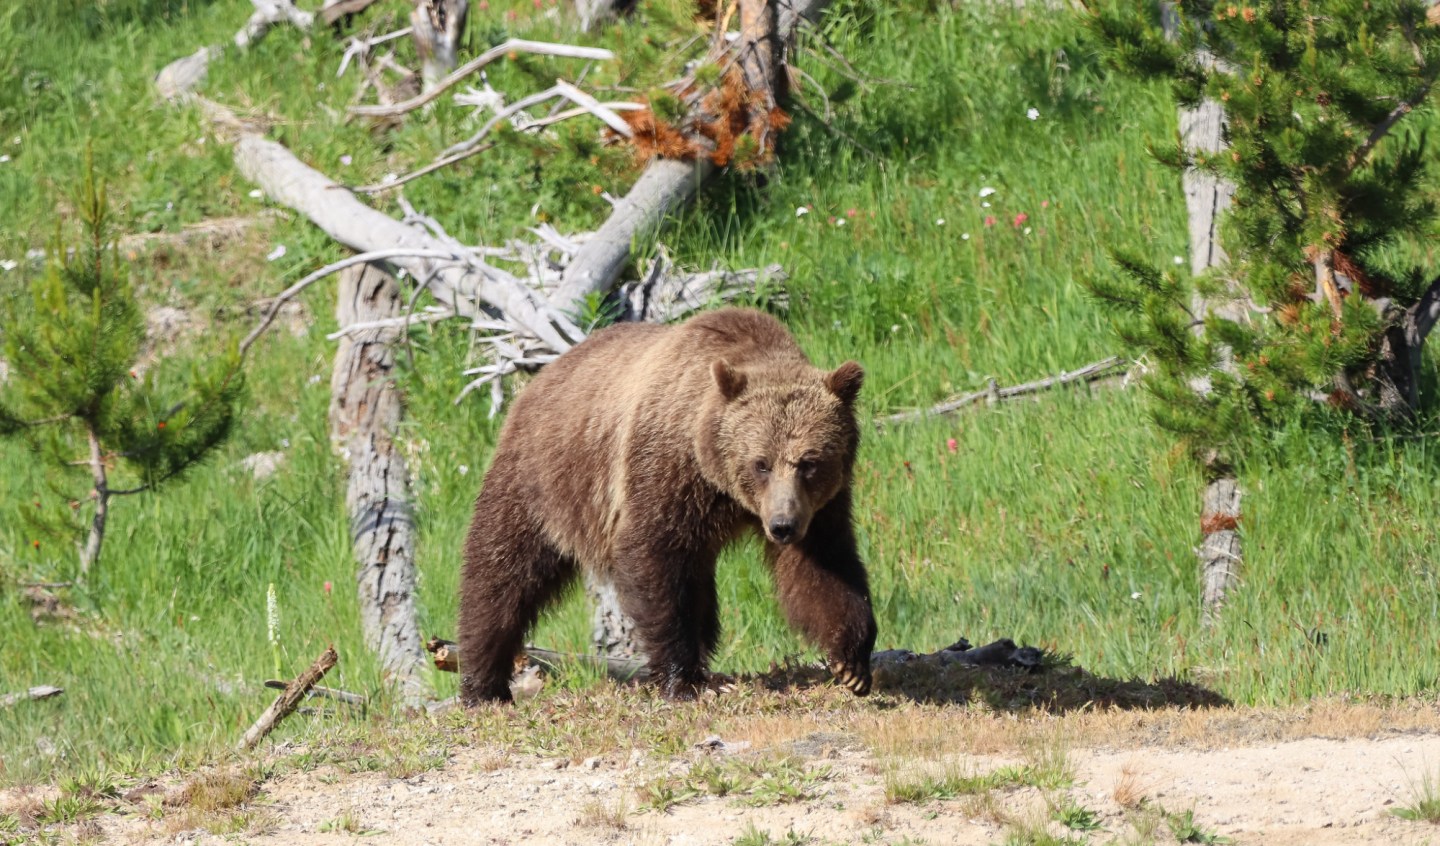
<box><xmin>47</xmin><ymin>726</ymin><xmax>1440</xmax><ymax>845</ymax></box>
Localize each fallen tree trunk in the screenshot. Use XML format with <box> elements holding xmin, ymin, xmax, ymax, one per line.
<box><xmin>330</xmin><ymin>263</ymin><xmax>428</xmax><ymax>704</ymax></box>
<box><xmin>237</xmin><ymin>645</ymin><xmax>338</xmax><ymax>750</ymax></box>
<box><xmin>234</xmin><ymin>135</ymin><xmax>583</xmax><ymax>355</ymax></box>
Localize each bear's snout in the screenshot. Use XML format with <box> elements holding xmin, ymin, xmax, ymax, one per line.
<box><xmin>767</xmin><ymin>516</ymin><xmax>799</xmax><ymax>545</ymax></box>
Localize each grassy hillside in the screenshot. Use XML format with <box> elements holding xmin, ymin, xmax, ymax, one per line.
<box><xmin>2</xmin><ymin>0</ymin><xmax>1439</xmax><ymax>785</ymax></box>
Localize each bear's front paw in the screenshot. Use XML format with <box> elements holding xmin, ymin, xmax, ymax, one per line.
<box><xmin>828</xmin><ymin>661</ymin><xmax>872</xmax><ymax>697</ymax></box>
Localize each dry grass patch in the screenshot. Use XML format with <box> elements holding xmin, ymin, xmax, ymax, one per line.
<box><xmin>1110</xmin><ymin>758</ymin><xmax>1154</xmax><ymax>810</ymax></box>
<box><xmin>575</xmin><ymin>797</ymin><xmax>630</xmax><ymax>830</ymax></box>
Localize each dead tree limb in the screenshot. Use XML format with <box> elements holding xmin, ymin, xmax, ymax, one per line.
<box><xmin>236</xmin><ymin>0</ymin><xmax>314</xmax><ymax>49</ymax></box>
<box><xmin>233</xmin><ymin>134</ymin><xmax>584</xmax><ymax>355</ymax></box>
<box><xmin>876</xmin><ymin>356</ymin><xmax>1129</xmax><ymax>427</ymax></box>
<box><xmin>411</xmin><ymin>0</ymin><xmax>470</xmax><ymax>93</ymax></box>
<box><xmin>263</xmin><ymin>680</ymin><xmax>368</xmax><ymax>706</ymax></box>
<box><xmin>320</xmin><ymin>0</ymin><xmax>386</xmax><ymax>27</ymax></box>
<box><xmin>330</xmin><ymin>264</ymin><xmax>429</xmax><ymax>704</ymax></box>
<box><xmin>349</xmin><ymin>39</ymin><xmax>616</xmax><ymax>118</ymax></box>
<box><xmin>0</xmin><ymin>686</ymin><xmax>63</xmax><ymax>709</ymax></box>
<box><xmin>237</xmin><ymin>645</ymin><xmax>338</xmax><ymax>750</ymax></box>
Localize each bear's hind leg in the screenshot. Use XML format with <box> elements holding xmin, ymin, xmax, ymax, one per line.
<box><xmin>612</xmin><ymin>539</ymin><xmax>719</xmax><ymax>700</ymax></box>
<box><xmin>459</xmin><ymin>486</ymin><xmax>576</xmax><ymax>706</ymax></box>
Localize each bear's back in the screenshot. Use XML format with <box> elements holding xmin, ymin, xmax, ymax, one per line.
<box><xmin>487</xmin><ymin>308</ymin><xmax>804</xmax><ymax>567</ymax></box>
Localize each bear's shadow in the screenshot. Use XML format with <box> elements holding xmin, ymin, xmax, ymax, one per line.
<box><xmin>727</xmin><ymin>645</ymin><xmax>1230</xmax><ymax>713</ymax></box>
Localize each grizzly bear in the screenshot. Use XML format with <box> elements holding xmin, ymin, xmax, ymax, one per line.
<box><xmin>458</xmin><ymin>307</ymin><xmax>876</xmax><ymax>704</ymax></box>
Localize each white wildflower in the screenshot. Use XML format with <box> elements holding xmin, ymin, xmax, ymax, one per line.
<box><xmin>1027</xmin><ymin>107</ymin><xmax>1040</xmax><ymax>121</ymax></box>
<box><xmin>267</xmin><ymin>583</ymin><xmax>280</xmax><ymax>647</ymax></box>
<box><xmin>248</xmin><ymin>189</ymin><xmax>263</xmax><ymax>199</ymax></box>
<box><xmin>266</xmin><ymin>244</ymin><xmax>287</xmax><ymax>262</ymax></box>
<box><xmin>1173</xmin><ymin>255</ymin><xmax>1186</xmax><ymax>265</ymax></box>
<box><xmin>979</xmin><ymin>187</ymin><xmax>997</xmax><ymax>198</ymax></box>
<box><xmin>795</xmin><ymin>206</ymin><xmax>809</xmax><ymax>217</ymax></box>
<box><xmin>961</xmin><ymin>233</ymin><xmax>971</xmax><ymax>241</ymax></box>
<box><xmin>935</xmin><ymin>218</ymin><xmax>945</xmax><ymax>225</ymax></box>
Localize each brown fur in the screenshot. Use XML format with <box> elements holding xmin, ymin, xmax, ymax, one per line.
<box><xmin>458</xmin><ymin>308</ymin><xmax>877</xmax><ymax>704</ymax></box>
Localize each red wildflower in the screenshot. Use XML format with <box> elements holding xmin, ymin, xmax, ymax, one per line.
<box><xmin>1013</xmin><ymin>213</ymin><xmax>1029</xmax><ymax>228</ymax></box>
<box><xmin>947</xmin><ymin>438</ymin><xmax>958</xmax><ymax>454</ymax></box>
<box><xmin>984</xmin><ymin>215</ymin><xmax>996</xmax><ymax>227</ymax></box>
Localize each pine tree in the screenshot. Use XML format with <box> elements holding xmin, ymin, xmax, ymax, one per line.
<box><xmin>0</xmin><ymin>157</ymin><xmax>245</xmax><ymax>580</ymax></box>
<box><xmin>1086</xmin><ymin>1</ymin><xmax>1440</xmax><ymax>463</ymax></box>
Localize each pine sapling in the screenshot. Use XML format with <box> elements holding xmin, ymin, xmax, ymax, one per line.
<box><xmin>0</xmin><ymin>156</ymin><xmax>245</xmax><ymax>581</ymax></box>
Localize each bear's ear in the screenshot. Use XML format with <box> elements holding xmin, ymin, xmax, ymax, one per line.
<box><xmin>712</xmin><ymin>360</ymin><xmax>748</xmax><ymax>401</ymax></box>
<box><xmin>825</xmin><ymin>361</ymin><xmax>865</xmax><ymax>404</ymax></box>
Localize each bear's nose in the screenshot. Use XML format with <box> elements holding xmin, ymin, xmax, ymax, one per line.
<box><xmin>768</xmin><ymin>518</ymin><xmax>798</xmax><ymax>544</ymax></box>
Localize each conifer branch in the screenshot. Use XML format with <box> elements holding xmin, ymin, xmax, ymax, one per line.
<box><xmin>1347</xmin><ymin>69</ymin><xmax>1440</xmax><ymax>175</ymax></box>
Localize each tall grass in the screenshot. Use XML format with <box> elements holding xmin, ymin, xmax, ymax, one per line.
<box><xmin>3</xmin><ymin>0</ymin><xmax>1440</xmax><ymax>785</ymax></box>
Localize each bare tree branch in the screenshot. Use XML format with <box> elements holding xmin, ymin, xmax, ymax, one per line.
<box><xmin>349</xmin><ymin>39</ymin><xmax>615</xmax><ymax>118</ymax></box>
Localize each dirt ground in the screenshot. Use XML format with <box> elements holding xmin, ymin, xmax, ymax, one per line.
<box><xmin>11</xmin><ymin>714</ymin><xmax>1440</xmax><ymax>845</ymax></box>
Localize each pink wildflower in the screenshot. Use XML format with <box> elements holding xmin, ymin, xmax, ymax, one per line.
<box><xmin>1013</xmin><ymin>212</ymin><xmax>1029</xmax><ymax>228</ymax></box>
<box><xmin>947</xmin><ymin>438</ymin><xmax>958</xmax><ymax>454</ymax></box>
<box><xmin>1040</xmin><ymin>199</ymin><xmax>1050</xmax><ymax>209</ymax></box>
<box><xmin>984</xmin><ymin>215</ymin><xmax>996</xmax><ymax>227</ymax></box>
<box><xmin>324</xmin><ymin>581</ymin><xmax>333</xmax><ymax>595</ymax></box>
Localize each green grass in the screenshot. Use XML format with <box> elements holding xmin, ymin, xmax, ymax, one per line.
<box><xmin>3</xmin><ymin>0</ymin><xmax>1440</xmax><ymax>788</ymax></box>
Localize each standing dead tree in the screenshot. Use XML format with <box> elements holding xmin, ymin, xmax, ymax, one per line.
<box><xmin>329</xmin><ymin>263</ymin><xmax>428</xmax><ymax>704</ymax></box>
<box><xmin>1161</xmin><ymin>5</ymin><xmax>1243</xmax><ymax>625</ymax></box>
<box><xmin>410</xmin><ymin>0</ymin><xmax>469</xmax><ymax>93</ymax></box>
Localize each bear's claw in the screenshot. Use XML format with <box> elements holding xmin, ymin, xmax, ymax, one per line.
<box><xmin>829</xmin><ymin>662</ymin><xmax>872</xmax><ymax>696</ymax></box>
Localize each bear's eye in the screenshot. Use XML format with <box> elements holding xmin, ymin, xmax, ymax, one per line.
<box><xmin>796</xmin><ymin>459</ymin><xmax>817</xmax><ymax>478</ymax></box>
<box><xmin>753</xmin><ymin>458</ymin><xmax>771</xmax><ymax>476</ymax></box>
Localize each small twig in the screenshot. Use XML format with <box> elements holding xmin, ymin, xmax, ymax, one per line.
<box><xmin>441</xmin><ymin>84</ymin><xmax>565</xmax><ymax>157</ymax></box>
<box><xmin>552</xmin><ymin>79</ymin><xmax>636</xmax><ymax>138</ymax></box>
<box><xmin>325</xmin><ymin>306</ymin><xmax>456</xmax><ymax>339</ymax></box>
<box><xmin>0</xmin><ymin>686</ymin><xmax>63</xmax><ymax>709</ymax></box>
<box><xmin>240</xmin><ymin>248</ymin><xmax>468</xmax><ymax>356</ymax></box>
<box><xmin>238</xmin><ymin>645</ymin><xmax>338</xmax><ymax>751</ymax></box>
<box><xmin>263</xmin><ymin>679</ymin><xmax>367</xmax><ymax>706</ymax></box>
<box><xmin>878</xmin><ymin>356</ymin><xmax>1130</xmax><ymax>426</ymax></box>
<box><xmin>337</xmin><ymin>26</ymin><xmax>413</xmax><ymax>78</ymax></box>
<box><xmin>349</xmin><ymin>39</ymin><xmax>615</xmax><ymax>118</ymax></box>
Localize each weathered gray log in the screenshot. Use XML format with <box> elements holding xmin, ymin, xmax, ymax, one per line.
<box><xmin>234</xmin><ymin>134</ymin><xmax>582</xmax><ymax>355</ymax></box>
<box><xmin>410</xmin><ymin>0</ymin><xmax>469</xmax><ymax>93</ymax></box>
<box><xmin>320</xmin><ymin>0</ymin><xmax>386</xmax><ymax>26</ymax></box>
<box><xmin>237</xmin><ymin>645</ymin><xmax>338</xmax><ymax>750</ymax></box>
<box><xmin>330</xmin><ymin>263</ymin><xmax>428</xmax><ymax>703</ymax></box>
<box><xmin>155</xmin><ymin>46</ymin><xmax>220</xmax><ymax>101</ymax></box>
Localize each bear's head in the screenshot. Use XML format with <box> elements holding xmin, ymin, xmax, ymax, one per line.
<box><xmin>699</xmin><ymin>358</ymin><xmax>864</xmax><ymax>545</ymax></box>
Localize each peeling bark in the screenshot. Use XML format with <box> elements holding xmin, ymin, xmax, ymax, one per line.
<box><xmin>330</xmin><ymin>264</ymin><xmax>428</xmax><ymax>703</ymax></box>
